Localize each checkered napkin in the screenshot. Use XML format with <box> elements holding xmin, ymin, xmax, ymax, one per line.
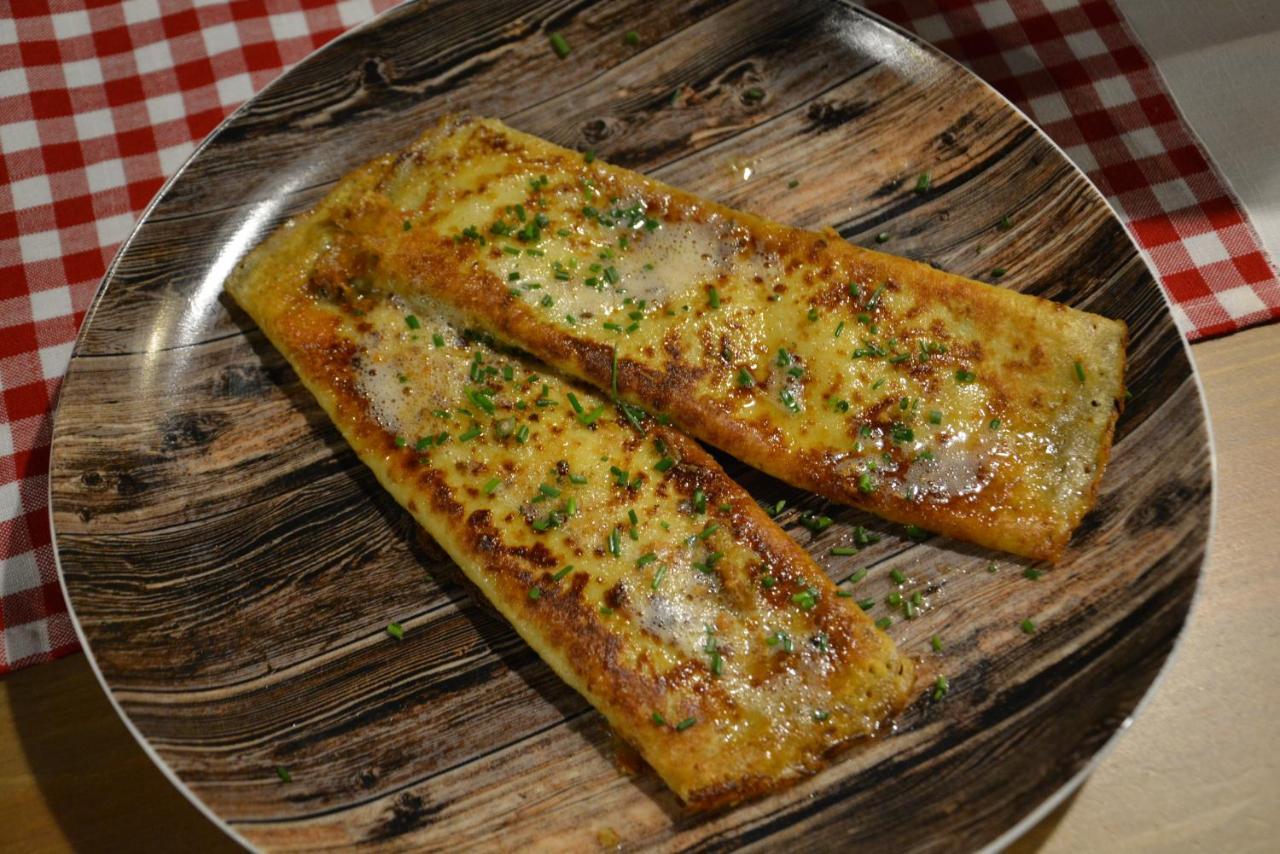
<box><xmin>0</xmin><ymin>0</ymin><xmax>1275</xmax><ymax>674</ymax></box>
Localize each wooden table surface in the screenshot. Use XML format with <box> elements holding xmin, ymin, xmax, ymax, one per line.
<box><xmin>3</xmin><ymin>324</ymin><xmax>1277</xmax><ymax>853</ymax></box>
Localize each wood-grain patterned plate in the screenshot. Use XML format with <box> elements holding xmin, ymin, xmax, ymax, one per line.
<box><xmin>49</xmin><ymin>1</ymin><xmax>1212</xmax><ymax>849</ymax></box>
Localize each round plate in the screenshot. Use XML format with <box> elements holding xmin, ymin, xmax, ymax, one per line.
<box><xmin>50</xmin><ymin>1</ymin><xmax>1211</xmax><ymax>849</ymax></box>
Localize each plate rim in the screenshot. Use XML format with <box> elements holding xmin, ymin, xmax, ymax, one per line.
<box><xmin>45</xmin><ymin>1</ymin><xmax>1216</xmax><ymax>849</ymax></box>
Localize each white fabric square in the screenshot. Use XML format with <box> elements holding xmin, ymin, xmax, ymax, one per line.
<box><xmin>1065</xmin><ymin>30</ymin><xmax>1109</xmax><ymax>59</ymax></box>
<box><xmin>1168</xmin><ymin>301</ymin><xmax>1194</xmax><ymax>335</ymax></box>
<box><xmin>338</xmin><ymin>0</ymin><xmax>377</xmax><ymax>28</ymax></box>
<box><xmin>976</xmin><ymin>1</ymin><xmax>1017</xmax><ymax>29</ymax></box>
<box><xmin>29</xmin><ymin>286</ymin><xmax>72</xmax><ymax>323</ymax></box>
<box><xmin>216</xmin><ymin>72</ymin><xmax>255</xmax><ymax>108</ymax></box>
<box><xmin>85</xmin><ymin>157</ymin><xmax>126</xmax><ymax>193</ymax></box>
<box><xmin>1064</xmin><ymin>143</ymin><xmax>1098</xmax><ymax>175</ymax></box>
<box><xmin>0</xmin><ymin>422</ymin><xmax>12</xmax><ymax>458</ymax></box>
<box><xmin>1003</xmin><ymin>44</ymin><xmax>1042</xmax><ymax>77</ymax></box>
<box><xmin>1150</xmin><ymin>178</ymin><xmax>1197</xmax><ymax>213</ymax></box>
<box><xmin>51</xmin><ymin>9</ymin><xmax>92</xmax><ymax>40</ymax></box>
<box><xmin>61</xmin><ymin>57</ymin><xmax>104</xmax><ymax>87</ymax></box>
<box><xmin>38</xmin><ymin>341</ymin><xmax>75</xmax><ymax>381</ymax></box>
<box><xmin>0</xmin><ymin>17</ymin><xmax>17</xmax><ymax>45</ymax></box>
<box><xmin>1217</xmin><ymin>285</ymin><xmax>1268</xmax><ymax>318</ymax></box>
<box><xmin>911</xmin><ymin>14</ymin><xmax>953</xmax><ymax>45</ymax></box>
<box><xmin>5</xmin><ymin>620</ymin><xmax>51</xmax><ymax>665</ymax></box>
<box><xmin>158</xmin><ymin>142</ymin><xmax>193</xmax><ymax>177</ymax></box>
<box><xmin>269</xmin><ymin>11</ymin><xmax>309</xmax><ymax>41</ymax></box>
<box><xmin>1182</xmin><ymin>231</ymin><xmax>1231</xmax><ymax>267</ymax></box>
<box><xmin>0</xmin><ymin>480</ymin><xmax>20</xmax><ymax>524</ymax></box>
<box><xmin>17</xmin><ymin>229</ymin><xmax>61</xmax><ymax>263</ymax></box>
<box><xmin>134</xmin><ymin>39</ymin><xmax>174</xmax><ymax>75</ymax></box>
<box><xmin>122</xmin><ymin>0</ymin><xmax>163</xmax><ymax>25</ymax></box>
<box><xmin>1122</xmin><ymin>127</ymin><xmax>1164</xmax><ymax>159</ymax></box>
<box><xmin>1041</xmin><ymin>0</ymin><xmax>1084</xmax><ymax>10</ymax></box>
<box><xmin>202</xmin><ymin>22</ymin><xmax>240</xmax><ymax>57</ymax></box>
<box><xmin>0</xmin><ymin>65</ymin><xmax>28</xmax><ymax>96</ymax></box>
<box><xmin>96</xmin><ymin>212</ymin><xmax>136</xmax><ymax>247</ymax></box>
<box><xmin>73</xmin><ymin>106</ymin><xmax>115</xmax><ymax>140</ymax></box>
<box><xmin>1028</xmin><ymin>92</ymin><xmax>1071</xmax><ymax>125</ymax></box>
<box><xmin>9</xmin><ymin>174</ymin><xmax>53</xmax><ymax>210</ymax></box>
<box><xmin>146</xmin><ymin>91</ymin><xmax>185</xmax><ymax>126</ymax></box>
<box><xmin>0</xmin><ymin>119</ymin><xmax>40</xmax><ymax>153</ymax></box>
<box><xmin>1</xmin><ymin>550</ymin><xmax>41</xmax><ymax>596</ymax></box>
<box><xmin>1094</xmin><ymin>75</ymin><xmax>1137</xmax><ymax>109</ymax></box>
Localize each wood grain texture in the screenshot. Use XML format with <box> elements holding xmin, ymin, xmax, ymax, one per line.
<box><xmin>46</xmin><ymin>1</ymin><xmax>1210</xmax><ymax>849</ymax></box>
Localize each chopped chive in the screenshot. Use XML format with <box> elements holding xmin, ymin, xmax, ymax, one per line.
<box><xmin>1024</xmin><ymin>567</ymin><xmax>1042</xmax><ymax>581</ymax></box>
<box><xmin>837</xmin><ymin>590</ymin><xmax>854</xmax><ymax>597</ymax></box>
<box><xmin>697</xmin><ymin>523</ymin><xmax>719</xmax><ymax>540</ymax></box>
<box><xmin>528</xmin><ymin>587</ymin><xmax>542</xmax><ymax>600</ymax></box>
<box><xmin>988</xmin><ymin>561</ymin><xmax>998</xmax><ymax>573</ymax></box>
<box><xmin>830</xmin><ymin>546</ymin><xmax>858</xmax><ymax>556</ymax></box>
<box><xmin>563</xmin><ymin>496</ymin><xmax>577</xmax><ymax>516</ymax></box>
<box><xmin>1021</xmin><ymin>618</ymin><xmax>1037</xmax><ymax>634</ymax></box>
<box><xmin>875</xmin><ymin>616</ymin><xmax>892</xmax><ymax>630</ymax></box>
<box><xmin>791</xmin><ymin>589</ymin><xmax>818</xmax><ymax>610</ymax></box>
<box><xmin>991</xmin><ymin>267</ymin><xmax>1006</xmax><ymax>279</ymax></box>
<box><xmin>707</xmin><ymin>286</ymin><xmax>720</xmax><ymax>309</ymax></box>
<box><xmin>636</xmin><ymin>552</ymin><xmax>658</xmax><ymax>567</ymax></box>
<box><xmin>998</xmin><ymin>215</ymin><xmax>1012</xmax><ymax>231</ymax></box>
<box><xmin>404</xmin><ymin>314</ymin><xmax>421</xmax><ymax>330</ymax></box>
<box><xmin>903</xmin><ymin>524</ymin><xmax>928</xmax><ymax>542</ymax></box>
<box><xmin>651</xmin><ymin>711</ymin><xmax>666</xmax><ymax>726</ymax></box>
<box><xmin>569</xmin><ymin>473</ymin><xmax>588</xmax><ymax>485</ymax></box>
<box><xmin>989</xmin><ymin>418</ymin><xmax>1002</xmax><ymax>430</ymax></box>
<box><xmin>539</xmin><ymin>483</ymin><xmax>561</xmax><ymax>498</ymax></box>
<box><xmin>458</xmin><ymin>425</ymin><xmax>483</xmax><ymax>442</ymax></box>
<box><xmin>578</xmin><ymin>405</ymin><xmax>606</xmax><ymax>426</ymax></box>
<box><xmin>761</xmin><ymin>575</ymin><xmax>776</xmax><ymax>589</ymax></box>
<box><xmin>737</xmin><ymin>368</ymin><xmax>754</xmax><ymax>388</ymax></box>
<box><xmin>932</xmin><ymin>674</ymin><xmax>949</xmax><ymax>701</ymax></box>
<box><xmin>415</xmin><ymin>436</ymin><xmax>432</xmax><ymax>452</ymax></box>
<box><xmin>887</xmin><ymin>591</ymin><xmax>903</xmax><ymax>607</ymax></box>
<box><xmin>955</xmin><ymin>369</ymin><xmax>976</xmax><ymax>384</ymax></box>
<box><xmin>787</xmin><ymin>179</ymin><xmax>800</xmax><ymax>189</ymax></box>
<box><xmin>928</xmin><ymin>409</ymin><xmax>943</xmax><ymax>425</ymax></box>
<box><xmin>858</xmin><ymin>472</ymin><xmax>877</xmax><ymax>494</ymax></box>
<box><xmin>675</xmin><ymin>716</ymin><xmax>696</xmax><ymax>731</ymax></box>
<box><xmin>549</xmin><ymin>32</ymin><xmax>571</xmax><ymax>58</ymax></box>
<box><xmin>930</xmin><ymin>634</ymin><xmax>944</xmax><ymax>652</ymax></box>
<box><xmin>584</xmin><ymin>149</ymin><xmax>596</xmax><ymax>163</ymax></box>
<box><xmin>910</xmin><ymin>591</ymin><xmax>924</xmax><ymax>607</ymax></box>
<box><xmin>628</xmin><ymin>508</ymin><xmax>639</xmax><ymax>526</ymax></box>
<box><xmin>386</xmin><ymin>622</ymin><xmax>404</xmax><ymax>640</ymax></box>
<box><xmin>482</xmin><ymin>477</ymin><xmax>501</xmax><ymax>494</ymax></box>
<box><xmin>1074</xmin><ymin>361</ymin><xmax>1086</xmax><ymax>383</ymax></box>
<box><xmin>844</xmin><ymin>568</ymin><xmax>868</xmax><ymax>584</ymax></box>
<box><xmin>609</xmin><ymin>527</ymin><xmax>621</xmax><ymax>557</ymax></box>
<box><xmin>625</xmin><ymin>30</ymin><xmax>640</xmax><ymax>46</ymax></box>
<box><xmin>693</xmin><ymin>489</ymin><xmax>707</xmax><ymax>513</ymax></box>
<box><xmin>651</xmin><ymin>564</ymin><xmax>667</xmax><ymax>589</ymax></box>
<box><xmin>566</xmin><ymin>392</ymin><xmax>584</xmax><ymax>414</ymax></box>
<box><xmin>875</xmin><ymin>232</ymin><xmax>890</xmax><ymax>244</ymax></box>
<box><xmin>743</xmin><ymin>87</ymin><xmax>764</xmax><ymax>102</ymax></box>
<box><xmin>514</xmin><ymin>424</ymin><xmax>530</xmax><ymax>443</ymax></box>
<box><xmin>807</xmin><ymin>307</ymin><xmax>819</xmax><ymax>322</ymax></box>
<box><xmin>858</xmin><ymin>597</ymin><xmax>876</xmax><ymax>610</ymax></box>
<box><xmin>275</xmin><ymin>766</ymin><xmax>292</xmax><ymax>782</ymax></box>
<box><xmin>600</xmin><ymin>605</ymin><xmax>614</xmax><ymax>615</ymax></box>
<box><xmin>654</xmin><ymin>457</ymin><xmax>675</xmax><ymax>472</ymax></box>
<box><xmin>915</xmin><ymin>172</ymin><xmax>932</xmax><ymax>193</ymax></box>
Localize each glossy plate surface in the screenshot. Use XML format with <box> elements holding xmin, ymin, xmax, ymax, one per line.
<box><xmin>49</xmin><ymin>1</ymin><xmax>1211</xmax><ymax>849</ymax></box>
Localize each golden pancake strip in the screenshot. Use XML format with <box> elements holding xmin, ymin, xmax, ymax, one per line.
<box><xmin>347</xmin><ymin>116</ymin><xmax>1126</xmax><ymax>561</ymax></box>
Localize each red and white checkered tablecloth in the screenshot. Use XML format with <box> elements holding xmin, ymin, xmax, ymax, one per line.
<box><xmin>2</xmin><ymin>0</ymin><xmax>1276</xmax><ymax>675</ymax></box>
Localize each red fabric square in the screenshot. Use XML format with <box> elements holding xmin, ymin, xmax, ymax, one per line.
<box><xmin>1162</xmin><ymin>268</ymin><xmax>1213</xmax><ymax>302</ymax></box>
